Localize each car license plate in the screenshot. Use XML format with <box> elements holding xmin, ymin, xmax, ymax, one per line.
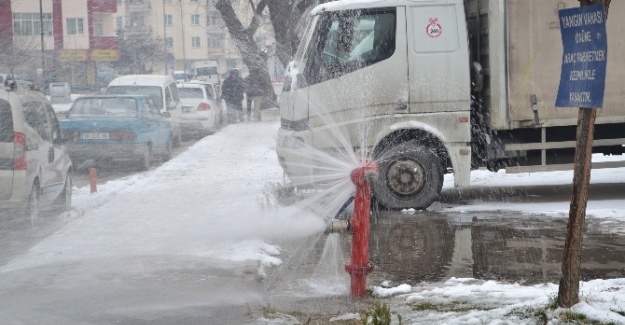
<box><xmin>82</xmin><ymin>132</ymin><xmax>109</xmax><ymax>140</ymax></box>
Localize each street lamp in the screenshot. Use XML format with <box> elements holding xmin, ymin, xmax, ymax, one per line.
<box><xmin>163</xmin><ymin>0</ymin><xmax>168</xmax><ymax>75</ymax></box>
<box><xmin>39</xmin><ymin>0</ymin><xmax>45</xmax><ymax>90</ymax></box>
<box><xmin>179</xmin><ymin>0</ymin><xmax>187</xmax><ymax>75</ymax></box>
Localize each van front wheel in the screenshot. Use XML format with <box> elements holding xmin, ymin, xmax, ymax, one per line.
<box><xmin>372</xmin><ymin>142</ymin><xmax>443</xmax><ymax>210</ymax></box>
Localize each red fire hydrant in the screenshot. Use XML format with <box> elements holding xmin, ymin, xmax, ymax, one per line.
<box><xmin>345</xmin><ymin>161</ymin><xmax>378</xmax><ymax>297</ymax></box>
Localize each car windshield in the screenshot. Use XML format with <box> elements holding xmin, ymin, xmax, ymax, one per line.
<box><xmin>177</xmin><ymin>87</ymin><xmax>204</xmax><ymax>99</ymax></box>
<box><xmin>69</xmin><ymin>98</ymin><xmax>138</xmax><ymax>118</ymax></box>
<box><xmin>106</xmin><ymin>86</ymin><xmax>163</xmax><ymax>109</ymax></box>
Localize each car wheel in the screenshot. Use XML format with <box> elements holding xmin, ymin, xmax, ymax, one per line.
<box><xmin>138</xmin><ymin>144</ymin><xmax>152</xmax><ymax>171</ymax></box>
<box><xmin>58</xmin><ymin>172</ymin><xmax>72</xmax><ymax>213</ymax></box>
<box><xmin>162</xmin><ymin>136</ymin><xmax>172</xmax><ymax>162</ymax></box>
<box><xmin>372</xmin><ymin>141</ymin><xmax>444</xmax><ymax>210</ymax></box>
<box><xmin>25</xmin><ymin>182</ymin><xmax>40</xmax><ymax>226</ymax></box>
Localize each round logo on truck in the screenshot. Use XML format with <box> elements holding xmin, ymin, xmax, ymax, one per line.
<box><xmin>426</xmin><ymin>17</ymin><xmax>442</xmax><ymax>38</ymax></box>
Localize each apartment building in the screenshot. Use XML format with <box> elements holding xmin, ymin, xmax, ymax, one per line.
<box><xmin>114</xmin><ymin>0</ymin><xmax>279</xmax><ymax>79</ymax></box>
<box><xmin>0</xmin><ymin>0</ymin><xmax>118</xmax><ymax>89</ymax></box>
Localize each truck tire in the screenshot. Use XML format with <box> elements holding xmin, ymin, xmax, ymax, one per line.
<box><xmin>373</xmin><ymin>141</ymin><xmax>444</xmax><ymax>210</ymax></box>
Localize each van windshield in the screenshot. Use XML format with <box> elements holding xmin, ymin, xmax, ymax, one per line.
<box><xmin>106</xmin><ymin>86</ymin><xmax>163</xmax><ymax>109</ymax></box>
<box><xmin>195</xmin><ymin>67</ymin><xmax>217</xmax><ymax>77</ymax></box>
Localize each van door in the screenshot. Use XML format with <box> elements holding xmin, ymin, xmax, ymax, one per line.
<box><xmin>43</xmin><ymin>102</ymin><xmax>68</xmax><ymax>194</ymax></box>
<box><xmin>0</xmin><ymin>99</ymin><xmax>14</xmax><ymax>200</ymax></box>
<box><xmin>165</xmin><ymin>83</ymin><xmax>182</xmax><ymax>144</ymax></box>
<box><xmin>143</xmin><ymin>97</ymin><xmax>168</xmax><ymax>154</ymax></box>
<box><xmin>302</xmin><ymin>7</ymin><xmax>408</xmax><ymax>149</ymax></box>
<box><xmin>22</xmin><ymin>99</ymin><xmax>62</xmax><ymax>202</ymax></box>
<box><xmin>406</xmin><ymin>3</ymin><xmax>471</xmax><ymax>114</ymax></box>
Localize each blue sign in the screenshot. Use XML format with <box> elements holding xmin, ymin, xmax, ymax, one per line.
<box><xmin>555</xmin><ymin>4</ymin><xmax>607</xmax><ymax>108</ymax></box>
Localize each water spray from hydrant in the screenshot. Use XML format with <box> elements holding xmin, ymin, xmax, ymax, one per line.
<box><xmin>343</xmin><ymin>160</ymin><xmax>378</xmax><ymax>297</ymax></box>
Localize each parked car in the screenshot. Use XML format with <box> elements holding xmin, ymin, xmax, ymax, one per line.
<box><xmin>177</xmin><ymin>81</ymin><xmax>222</xmax><ymax>138</ymax></box>
<box><xmin>0</xmin><ymin>86</ymin><xmax>73</xmax><ymax>224</ymax></box>
<box><xmin>106</xmin><ymin>75</ymin><xmax>182</xmax><ymax>147</ymax></box>
<box><xmin>60</xmin><ymin>95</ymin><xmax>172</xmax><ymax>170</ymax></box>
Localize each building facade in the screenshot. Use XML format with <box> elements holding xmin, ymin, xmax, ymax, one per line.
<box><xmin>0</xmin><ymin>0</ymin><xmax>118</xmax><ymax>89</ymax></box>
<box><xmin>114</xmin><ymin>0</ymin><xmax>280</xmax><ymax>79</ymax></box>
<box><xmin>0</xmin><ymin>0</ymin><xmax>282</xmax><ymax>90</ymax></box>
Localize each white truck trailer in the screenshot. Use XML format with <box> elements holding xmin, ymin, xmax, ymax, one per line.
<box><xmin>276</xmin><ymin>0</ymin><xmax>625</xmax><ymax>210</ymax></box>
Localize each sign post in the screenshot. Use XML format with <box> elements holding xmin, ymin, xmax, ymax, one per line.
<box><xmin>555</xmin><ymin>0</ymin><xmax>609</xmax><ymax>308</ymax></box>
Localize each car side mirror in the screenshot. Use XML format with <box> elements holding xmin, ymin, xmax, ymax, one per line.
<box><xmin>161</xmin><ymin>111</ymin><xmax>171</xmax><ymax>118</ymax></box>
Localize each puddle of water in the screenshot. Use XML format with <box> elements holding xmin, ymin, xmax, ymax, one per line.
<box><xmin>367</xmin><ymin>212</ymin><xmax>625</xmax><ymax>285</ymax></box>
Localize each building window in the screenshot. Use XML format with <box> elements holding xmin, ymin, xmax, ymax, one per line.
<box><xmin>191</xmin><ymin>36</ymin><xmax>200</xmax><ymax>48</ymax></box>
<box><xmin>129</xmin><ymin>15</ymin><xmax>144</xmax><ymax>27</ymax></box>
<box><xmin>191</xmin><ymin>14</ymin><xmax>200</xmax><ymax>25</ymax></box>
<box><xmin>226</xmin><ymin>59</ymin><xmax>237</xmax><ymax>70</ymax></box>
<box><xmin>66</xmin><ymin>18</ymin><xmax>84</xmax><ymax>35</ymax></box>
<box><xmin>164</xmin><ymin>14</ymin><xmax>173</xmax><ymax>26</ymax></box>
<box><xmin>116</xmin><ymin>17</ymin><xmax>123</xmax><ymax>31</ymax></box>
<box><xmin>13</xmin><ymin>13</ymin><xmax>52</xmax><ymax>36</ymax></box>
<box><xmin>166</xmin><ymin>37</ymin><xmax>173</xmax><ymax>48</ymax></box>
<box><xmin>94</xmin><ymin>18</ymin><xmax>103</xmax><ymax>36</ymax></box>
<box><xmin>207</xmin><ymin>33</ymin><xmax>223</xmax><ymax>48</ymax></box>
<box><xmin>206</xmin><ymin>13</ymin><xmax>221</xmax><ymax>26</ymax></box>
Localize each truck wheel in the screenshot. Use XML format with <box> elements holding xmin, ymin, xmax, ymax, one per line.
<box><xmin>373</xmin><ymin>142</ymin><xmax>443</xmax><ymax>210</ymax></box>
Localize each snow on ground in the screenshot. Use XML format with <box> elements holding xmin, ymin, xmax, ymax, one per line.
<box><xmin>5</xmin><ymin>105</ymin><xmax>625</xmax><ymax>324</ymax></box>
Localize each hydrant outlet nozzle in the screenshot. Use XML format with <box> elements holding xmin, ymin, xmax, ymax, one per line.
<box><xmin>325</xmin><ymin>219</ymin><xmax>351</xmax><ymax>234</ymax></box>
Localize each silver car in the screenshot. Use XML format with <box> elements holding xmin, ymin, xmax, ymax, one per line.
<box><xmin>0</xmin><ymin>87</ymin><xmax>73</xmax><ymax>224</ymax></box>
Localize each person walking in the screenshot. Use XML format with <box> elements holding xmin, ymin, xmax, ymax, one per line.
<box><xmin>221</xmin><ymin>69</ymin><xmax>246</xmax><ymax>124</ymax></box>
<box><xmin>244</xmin><ymin>68</ymin><xmax>269</xmax><ymax>122</ymax></box>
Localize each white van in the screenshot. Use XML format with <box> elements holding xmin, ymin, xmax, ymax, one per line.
<box><xmin>0</xmin><ymin>87</ymin><xmax>73</xmax><ymax>224</ymax></box>
<box><xmin>106</xmin><ymin>75</ymin><xmax>182</xmax><ymax>146</ymax></box>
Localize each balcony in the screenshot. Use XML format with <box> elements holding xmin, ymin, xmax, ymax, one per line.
<box><xmin>125</xmin><ymin>25</ymin><xmax>153</xmax><ymax>35</ymax></box>
<box><xmin>90</xmin><ymin>36</ymin><xmax>118</xmax><ymax>49</ymax></box>
<box><xmin>128</xmin><ymin>3</ymin><xmax>151</xmax><ymax>12</ymax></box>
<box><xmin>89</xmin><ymin>0</ymin><xmax>117</xmax><ymax>13</ymax></box>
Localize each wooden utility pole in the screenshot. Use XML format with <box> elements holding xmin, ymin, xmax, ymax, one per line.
<box><xmin>558</xmin><ymin>0</ymin><xmax>610</xmax><ymax>308</ymax></box>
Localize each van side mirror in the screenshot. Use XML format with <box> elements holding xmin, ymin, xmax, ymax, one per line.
<box><xmin>167</xmin><ymin>101</ymin><xmax>177</xmax><ymax>110</ymax></box>
<box><xmin>161</xmin><ymin>111</ymin><xmax>171</xmax><ymax>118</ymax></box>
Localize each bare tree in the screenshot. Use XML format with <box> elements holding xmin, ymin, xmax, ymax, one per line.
<box><xmin>215</xmin><ymin>0</ymin><xmax>275</xmax><ymax>103</ymax></box>
<box><xmin>0</xmin><ymin>36</ymin><xmax>42</xmax><ymax>77</ymax></box>
<box><xmin>266</xmin><ymin>0</ymin><xmax>327</xmax><ymax>68</ymax></box>
<box><xmin>114</xmin><ymin>29</ymin><xmax>166</xmax><ymax>75</ymax></box>
<box><xmin>214</xmin><ymin>0</ymin><xmax>330</xmax><ymax>104</ymax></box>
